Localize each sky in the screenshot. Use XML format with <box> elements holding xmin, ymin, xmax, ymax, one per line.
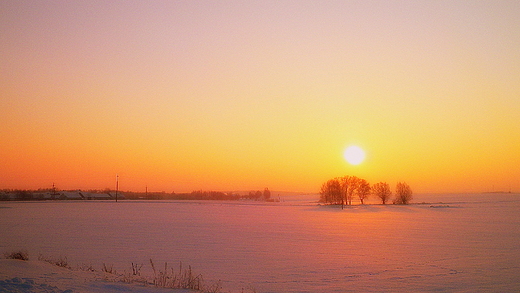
<box><xmin>1</xmin><ymin>1</ymin><xmax>519</xmax><ymax>193</ymax></box>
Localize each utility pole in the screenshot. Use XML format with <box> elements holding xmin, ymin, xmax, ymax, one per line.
<box><xmin>115</xmin><ymin>174</ymin><xmax>119</xmax><ymax>202</ymax></box>
<box><xmin>51</xmin><ymin>182</ymin><xmax>57</xmax><ymax>200</ymax></box>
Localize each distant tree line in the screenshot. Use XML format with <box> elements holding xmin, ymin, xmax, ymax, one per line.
<box><xmin>123</xmin><ymin>188</ymin><xmax>271</xmax><ymax>201</ymax></box>
<box><xmin>245</xmin><ymin>188</ymin><xmax>271</xmax><ymax>200</ymax></box>
<box><xmin>0</xmin><ymin>189</ymin><xmax>34</xmax><ymax>201</ymax></box>
<box><xmin>1</xmin><ymin>188</ymin><xmax>273</xmax><ymax>202</ymax></box>
<box><xmin>319</xmin><ymin>176</ymin><xmax>412</xmax><ymax>207</ymax></box>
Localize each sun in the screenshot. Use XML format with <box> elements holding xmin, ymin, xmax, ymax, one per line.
<box><xmin>343</xmin><ymin>146</ymin><xmax>365</xmax><ymax>165</ymax></box>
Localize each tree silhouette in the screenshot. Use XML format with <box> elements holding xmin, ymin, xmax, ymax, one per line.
<box><xmin>263</xmin><ymin>188</ymin><xmax>271</xmax><ymax>200</ymax></box>
<box><xmin>372</xmin><ymin>182</ymin><xmax>392</xmax><ymax>204</ymax></box>
<box><xmin>320</xmin><ymin>176</ymin><xmax>363</xmax><ymax>207</ymax></box>
<box><xmin>340</xmin><ymin>176</ymin><xmax>360</xmax><ymax>206</ymax></box>
<box><xmin>394</xmin><ymin>182</ymin><xmax>412</xmax><ymax>204</ymax></box>
<box><xmin>319</xmin><ymin>178</ymin><xmax>342</xmax><ymax>205</ymax></box>
<box><xmin>357</xmin><ymin>179</ymin><xmax>370</xmax><ymax>204</ymax></box>
<box><xmin>320</xmin><ymin>177</ymin><xmax>412</xmax><ymax>206</ymax></box>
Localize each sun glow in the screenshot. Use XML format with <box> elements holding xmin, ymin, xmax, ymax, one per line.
<box><xmin>344</xmin><ymin>146</ymin><xmax>365</xmax><ymax>165</ymax></box>
<box><xmin>1</xmin><ymin>2</ymin><xmax>519</xmax><ymax>193</ymax></box>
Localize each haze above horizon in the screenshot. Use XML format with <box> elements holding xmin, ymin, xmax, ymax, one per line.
<box><xmin>2</xmin><ymin>1</ymin><xmax>519</xmax><ymax>193</ymax></box>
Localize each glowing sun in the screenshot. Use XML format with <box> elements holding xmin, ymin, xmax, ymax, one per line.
<box><xmin>344</xmin><ymin>146</ymin><xmax>365</xmax><ymax>165</ymax></box>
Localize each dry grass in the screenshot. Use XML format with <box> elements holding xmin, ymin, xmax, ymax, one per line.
<box><xmin>37</xmin><ymin>254</ymin><xmax>70</xmax><ymax>269</ymax></box>
<box><xmin>102</xmin><ymin>263</ymin><xmax>116</xmax><ymax>274</ymax></box>
<box><xmin>3</xmin><ymin>250</ymin><xmax>29</xmax><ymax>261</ymax></box>
<box><xmin>150</xmin><ymin>259</ymin><xmax>201</xmax><ymax>289</ymax></box>
<box><xmin>4</xmin><ymin>250</ymin><xmax>223</xmax><ymax>292</ymax></box>
<box><xmin>149</xmin><ymin>259</ymin><xmax>222</xmax><ymax>293</ymax></box>
<box><xmin>78</xmin><ymin>263</ymin><xmax>96</xmax><ymax>272</ymax></box>
<box><xmin>131</xmin><ymin>262</ymin><xmax>142</xmax><ymax>276</ymax></box>
<box><xmin>241</xmin><ymin>287</ymin><xmax>257</xmax><ymax>293</ymax></box>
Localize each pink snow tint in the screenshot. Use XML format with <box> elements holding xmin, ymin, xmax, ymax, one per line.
<box><xmin>0</xmin><ymin>259</ymin><xmax>193</xmax><ymax>293</ymax></box>
<box><xmin>1</xmin><ymin>193</ymin><xmax>520</xmax><ymax>292</ymax></box>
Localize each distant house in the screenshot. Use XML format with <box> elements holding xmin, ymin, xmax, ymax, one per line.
<box><xmin>56</xmin><ymin>191</ymin><xmax>118</xmax><ymax>200</ymax></box>
<box><xmin>107</xmin><ymin>192</ymin><xmax>125</xmax><ymax>200</ymax></box>
<box><xmin>58</xmin><ymin>191</ymin><xmax>83</xmax><ymax>200</ymax></box>
<box><xmin>33</xmin><ymin>192</ymin><xmax>57</xmax><ymax>200</ymax></box>
<box><xmin>78</xmin><ymin>191</ymin><xmax>114</xmax><ymax>200</ymax></box>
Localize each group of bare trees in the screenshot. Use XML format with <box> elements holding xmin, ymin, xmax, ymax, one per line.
<box><xmin>245</xmin><ymin>188</ymin><xmax>271</xmax><ymax>200</ymax></box>
<box><xmin>319</xmin><ymin>176</ymin><xmax>412</xmax><ymax>207</ymax></box>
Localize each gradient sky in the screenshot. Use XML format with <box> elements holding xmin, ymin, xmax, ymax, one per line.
<box><xmin>2</xmin><ymin>1</ymin><xmax>519</xmax><ymax>193</ymax></box>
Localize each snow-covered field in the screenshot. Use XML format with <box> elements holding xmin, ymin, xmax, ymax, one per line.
<box><xmin>1</xmin><ymin>193</ymin><xmax>519</xmax><ymax>292</ymax></box>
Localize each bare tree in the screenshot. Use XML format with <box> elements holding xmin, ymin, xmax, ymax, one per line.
<box><xmin>357</xmin><ymin>179</ymin><xmax>370</xmax><ymax>204</ymax></box>
<box><xmin>372</xmin><ymin>182</ymin><xmax>392</xmax><ymax>204</ymax></box>
<box><xmin>319</xmin><ymin>178</ymin><xmax>342</xmax><ymax>205</ymax></box>
<box><xmin>263</xmin><ymin>188</ymin><xmax>271</xmax><ymax>200</ymax></box>
<box><xmin>339</xmin><ymin>176</ymin><xmax>360</xmax><ymax>206</ymax></box>
<box><xmin>321</xmin><ymin>176</ymin><xmax>406</xmax><ymax>207</ymax></box>
<box><xmin>394</xmin><ymin>182</ymin><xmax>412</xmax><ymax>204</ymax></box>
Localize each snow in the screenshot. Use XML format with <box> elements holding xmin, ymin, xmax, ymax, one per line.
<box><xmin>1</xmin><ymin>193</ymin><xmax>520</xmax><ymax>292</ymax></box>
<box><xmin>0</xmin><ymin>259</ymin><xmax>194</xmax><ymax>293</ymax></box>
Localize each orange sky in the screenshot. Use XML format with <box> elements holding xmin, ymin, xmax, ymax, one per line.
<box><xmin>1</xmin><ymin>1</ymin><xmax>519</xmax><ymax>193</ymax></box>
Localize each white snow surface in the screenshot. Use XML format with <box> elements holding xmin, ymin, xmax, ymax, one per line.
<box><xmin>1</xmin><ymin>193</ymin><xmax>520</xmax><ymax>292</ymax></box>
<box><xmin>0</xmin><ymin>259</ymin><xmax>193</xmax><ymax>293</ymax></box>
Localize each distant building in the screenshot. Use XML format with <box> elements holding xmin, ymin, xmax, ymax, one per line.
<box><xmin>33</xmin><ymin>192</ymin><xmax>58</xmax><ymax>200</ymax></box>
<box><xmin>58</xmin><ymin>191</ymin><xmax>84</xmax><ymax>200</ymax></box>
<box><xmin>107</xmin><ymin>192</ymin><xmax>125</xmax><ymax>200</ymax></box>
<box><xmin>79</xmin><ymin>191</ymin><xmax>115</xmax><ymax>200</ymax></box>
